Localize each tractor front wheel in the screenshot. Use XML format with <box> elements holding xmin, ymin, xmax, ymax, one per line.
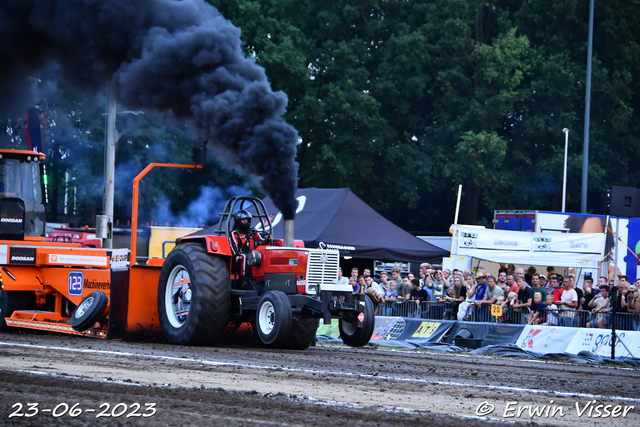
<box><xmin>255</xmin><ymin>291</ymin><xmax>292</xmax><ymax>347</ymax></box>
<box><xmin>158</xmin><ymin>243</ymin><xmax>230</xmax><ymax>345</ymax></box>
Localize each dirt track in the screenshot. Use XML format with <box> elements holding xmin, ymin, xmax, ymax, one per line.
<box><xmin>0</xmin><ymin>330</ymin><xmax>638</xmax><ymax>426</ymax></box>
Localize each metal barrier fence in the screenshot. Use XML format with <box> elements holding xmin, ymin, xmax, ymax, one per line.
<box><xmin>582</xmin><ymin>310</ymin><xmax>640</xmax><ymax>331</ymax></box>
<box><xmin>376</xmin><ymin>300</ymin><xmax>640</xmax><ymax>330</ymax></box>
<box><xmin>536</xmin><ymin>308</ymin><xmax>590</xmax><ymax>327</ymax></box>
<box><xmin>483</xmin><ymin>306</ymin><xmax>531</xmax><ymax>324</ymax></box>
<box><xmin>375</xmin><ymin>301</ymin><xmax>532</xmax><ymax>324</ymax></box>
<box><xmin>376</xmin><ymin>301</ymin><xmax>456</xmax><ymax>320</ymax></box>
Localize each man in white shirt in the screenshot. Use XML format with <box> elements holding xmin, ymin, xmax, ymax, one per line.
<box><xmin>335</xmin><ymin>268</ymin><xmax>349</xmax><ymax>285</ymax></box>
<box><xmin>557</xmin><ymin>276</ymin><xmax>578</xmax><ymax>326</ymax></box>
<box><xmin>365</xmin><ymin>276</ymin><xmax>384</xmax><ymax>298</ymax></box>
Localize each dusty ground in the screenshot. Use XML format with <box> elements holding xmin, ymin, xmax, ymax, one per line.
<box><xmin>0</xmin><ymin>330</ymin><xmax>638</xmax><ymax>426</ymax></box>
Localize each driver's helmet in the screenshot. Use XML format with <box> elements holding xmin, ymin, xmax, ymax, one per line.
<box><xmin>233</xmin><ymin>210</ymin><xmax>252</xmax><ymax>232</ymax></box>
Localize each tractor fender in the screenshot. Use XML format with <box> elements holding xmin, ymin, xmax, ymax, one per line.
<box><xmin>178</xmin><ymin>235</ymin><xmax>233</xmax><ymax>257</ymax></box>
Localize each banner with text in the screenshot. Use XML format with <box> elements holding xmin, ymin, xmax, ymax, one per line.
<box><xmin>454</xmin><ymin>225</ymin><xmax>605</xmax><ymax>268</ymax></box>
<box><xmin>516</xmin><ymin>325</ymin><xmax>579</xmax><ymax>353</ymax></box>
<box><xmin>565</xmin><ymin>328</ymin><xmax>640</xmax><ymax>359</ymax></box>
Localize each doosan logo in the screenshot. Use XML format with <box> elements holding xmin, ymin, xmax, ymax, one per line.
<box><xmin>11</xmin><ymin>255</ymin><xmax>34</xmax><ymax>262</ymax></box>
<box><xmin>9</xmin><ymin>248</ymin><xmax>37</xmax><ymax>264</ymax></box>
<box><xmin>1</xmin><ymin>217</ymin><xmax>22</xmax><ymax>223</ymax></box>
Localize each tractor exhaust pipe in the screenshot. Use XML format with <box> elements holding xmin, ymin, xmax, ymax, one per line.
<box><xmin>284</xmin><ymin>219</ymin><xmax>294</xmax><ymax>247</ymax></box>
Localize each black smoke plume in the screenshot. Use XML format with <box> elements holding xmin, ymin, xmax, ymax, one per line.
<box><xmin>0</xmin><ymin>0</ymin><xmax>298</xmax><ymax>218</ymax></box>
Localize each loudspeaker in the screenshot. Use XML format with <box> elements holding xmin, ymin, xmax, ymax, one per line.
<box><xmin>605</xmin><ymin>186</ymin><xmax>640</xmax><ymax>217</ymax></box>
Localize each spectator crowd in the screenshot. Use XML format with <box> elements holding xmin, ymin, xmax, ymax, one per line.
<box><xmin>342</xmin><ymin>263</ymin><xmax>640</xmax><ymax>331</ymax></box>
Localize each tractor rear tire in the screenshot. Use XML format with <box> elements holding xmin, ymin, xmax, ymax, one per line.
<box><xmin>158</xmin><ymin>243</ymin><xmax>230</xmax><ymax>346</ymax></box>
<box><xmin>255</xmin><ymin>291</ymin><xmax>292</xmax><ymax>347</ymax></box>
<box><xmin>0</xmin><ymin>291</ymin><xmax>29</xmax><ymax>331</ymax></box>
<box><xmin>285</xmin><ymin>318</ymin><xmax>319</xmax><ymax>350</ymax></box>
<box><xmin>338</xmin><ymin>296</ymin><xmax>375</xmax><ymax>347</ymax></box>
<box><xmin>71</xmin><ymin>291</ymin><xmax>108</xmax><ymax>332</ymax></box>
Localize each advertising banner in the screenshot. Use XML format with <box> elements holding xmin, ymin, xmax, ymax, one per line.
<box><xmin>516</xmin><ymin>325</ymin><xmax>578</xmax><ymax>353</ymax></box>
<box><xmin>565</xmin><ymin>328</ymin><xmax>640</xmax><ymax>359</ymax></box>
<box><xmin>370</xmin><ymin>317</ymin><xmax>456</xmax><ymax>348</ymax></box>
<box><xmin>454</xmin><ymin>225</ymin><xmax>605</xmax><ymax>268</ymax></box>
<box><xmin>444</xmin><ymin>322</ymin><xmax>524</xmax><ymax>345</ymax></box>
<box><xmin>402</xmin><ymin>319</ymin><xmax>456</xmax><ymax>343</ymax></box>
<box><xmin>458</xmin><ymin>226</ymin><xmax>530</xmax><ymax>251</ymax></box>
<box><xmin>531</xmin><ymin>232</ymin><xmax>605</xmax><ymax>254</ymax></box>
<box><xmin>317</xmin><ymin>317</ymin><xmax>457</xmax><ymax>348</ymax></box>
<box><xmin>317</xmin><ymin>319</ymin><xmax>340</xmax><ymax>339</ymax></box>
<box><xmin>534</xmin><ymin>212</ymin><xmax>635</xmax><ymax>279</ymax></box>
<box><xmin>482</xmin><ymin>325</ymin><xmax>526</xmax><ymax>346</ymax></box>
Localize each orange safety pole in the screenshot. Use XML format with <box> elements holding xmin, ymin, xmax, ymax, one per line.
<box><xmin>130</xmin><ymin>163</ymin><xmax>203</xmax><ymax>264</ymax></box>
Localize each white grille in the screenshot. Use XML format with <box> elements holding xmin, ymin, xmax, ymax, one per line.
<box><xmin>306</xmin><ymin>249</ymin><xmax>339</xmax><ymax>285</ymax></box>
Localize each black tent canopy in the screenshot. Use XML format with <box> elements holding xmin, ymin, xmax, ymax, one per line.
<box><xmin>250</xmin><ymin>188</ymin><xmax>448</xmax><ymax>263</ymax></box>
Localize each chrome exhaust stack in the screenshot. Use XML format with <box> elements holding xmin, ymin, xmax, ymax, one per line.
<box><xmin>283</xmin><ymin>219</ymin><xmax>294</xmax><ymax>247</ymax></box>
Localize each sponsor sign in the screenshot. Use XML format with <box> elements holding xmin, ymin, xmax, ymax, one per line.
<box><xmin>444</xmin><ymin>322</ymin><xmax>524</xmax><ymax>345</ymax></box>
<box><xmin>454</xmin><ymin>225</ymin><xmax>605</xmax><ymax>268</ymax></box>
<box><xmin>0</xmin><ymin>244</ymin><xmax>7</xmax><ymax>264</ymax></box>
<box><xmin>0</xmin><ymin>198</ymin><xmax>25</xmax><ymax>239</ymax></box>
<box><xmin>370</xmin><ymin>318</ymin><xmax>455</xmax><ymax>347</ymax></box>
<box><xmin>48</xmin><ymin>254</ymin><xmax>108</xmax><ymax>267</ymax></box>
<box><xmin>516</xmin><ymin>325</ymin><xmax>578</xmax><ymax>353</ymax></box>
<box><xmin>406</xmin><ymin>320</ymin><xmax>456</xmax><ymax>343</ymax></box>
<box><xmin>565</xmin><ymin>328</ymin><xmax>640</xmax><ymax>358</ymax></box>
<box><xmin>371</xmin><ymin>317</ymin><xmax>407</xmax><ymax>341</ymax></box>
<box><xmin>108</xmin><ymin>248</ymin><xmax>129</xmax><ymax>270</ymax></box>
<box><xmin>411</xmin><ymin>321</ymin><xmax>442</xmax><ymax>339</ymax></box>
<box><xmin>318</xmin><ymin>242</ymin><xmax>355</xmax><ymax>253</ymax></box>
<box><xmin>531</xmin><ymin>232</ymin><xmax>604</xmax><ymax>254</ymax></box>
<box><xmin>68</xmin><ymin>271</ymin><xmax>83</xmax><ymax>296</ymax></box>
<box><xmin>84</xmin><ymin>278</ymin><xmax>110</xmax><ymax>290</ymax></box>
<box><xmin>457</xmin><ymin>226</ymin><xmax>531</xmax><ymax>251</ymax></box>
<box><xmin>317</xmin><ymin>318</ymin><xmax>341</xmax><ymax>339</ymax></box>
<box><xmin>9</xmin><ymin>247</ymin><xmax>36</xmax><ymax>264</ymax></box>
<box><xmin>482</xmin><ymin>325</ymin><xmax>525</xmax><ymax>346</ymax></box>
<box><xmin>0</xmin><ymin>217</ymin><xmax>22</xmax><ymax>224</ymax></box>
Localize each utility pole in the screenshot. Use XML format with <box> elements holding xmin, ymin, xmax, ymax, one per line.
<box><xmin>562</xmin><ymin>129</ymin><xmax>569</xmax><ymax>212</ymax></box>
<box><xmin>100</xmin><ymin>85</ymin><xmax>116</xmax><ymax>248</ymax></box>
<box><xmin>582</xmin><ymin>0</ymin><xmax>595</xmax><ymax>213</ymax></box>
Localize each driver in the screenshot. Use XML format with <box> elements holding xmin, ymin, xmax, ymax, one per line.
<box><xmin>230</xmin><ymin>210</ymin><xmax>268</xmax><ymax>277</ymax></box>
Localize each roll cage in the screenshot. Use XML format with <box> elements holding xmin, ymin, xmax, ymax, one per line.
<box><xmin>217</xmin><ymin>196</ymin><xmax>273</xmax><ymax>243</ymax></box>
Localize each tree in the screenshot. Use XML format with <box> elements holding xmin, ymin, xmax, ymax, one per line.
<box><xmin>8</xmin><ymin>1</ymin><xmax>640</xmax><ymax>233</ymax></box>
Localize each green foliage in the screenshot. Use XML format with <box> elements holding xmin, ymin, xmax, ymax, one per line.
<box><xmin>19</xmin><ymin>1</ymin><xmax>640</xmax><ymax>232</ymax></box>
<box><xmin>208</xmin><ymin>0</ymin><xmax>640</xmax><ymax>231</ymax></box>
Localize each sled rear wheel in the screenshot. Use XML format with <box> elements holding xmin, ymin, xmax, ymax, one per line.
<box><xmin>71</xmin><ymin>291</ymin><xmax>108</xmax><ymax>332</ymax></box>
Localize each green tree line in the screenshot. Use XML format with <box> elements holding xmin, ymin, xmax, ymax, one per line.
<box><xmin>5</xmin><ymin>1</ymin><xmax>639</xmax><ymax>233</ymax></box>
<box><xmin>210</xmin><ymin>0</ymin><xmax>640</xmax><ymax>232</ymax></box>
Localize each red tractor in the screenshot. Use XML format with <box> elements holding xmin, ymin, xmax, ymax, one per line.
<box><xmin>156</xmin><ymin>196</ymin><xmax>375</xmax><ymax>349</ymax></box>
<box><xmin>0</xmin><ymin>152</ymin><xmax>375</xmax><ymax>349</ymax></box>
